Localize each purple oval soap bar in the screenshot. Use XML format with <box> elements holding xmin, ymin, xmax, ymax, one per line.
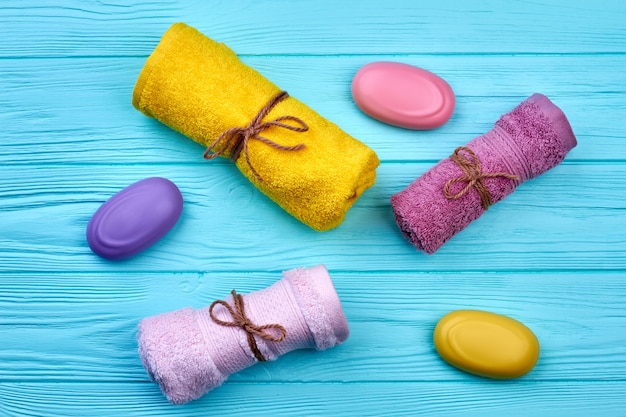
<box><xmin>87</xmin><ymin>177</ymin><xmax>183</xmax><ymax>260</ymax></box>
<box><xmin>352</xmin><ymin>62</ymin><xmax>455</xmax><ymax>130</ymax></box>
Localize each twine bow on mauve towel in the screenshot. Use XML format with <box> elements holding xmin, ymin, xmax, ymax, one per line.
<box><xmin>444</xmin><ymin>146</ymin><xmax>519</xmax><ymax>210</ymax></box>
<box><xmin>203</xmin><ymin>91</ymin><xmax>308</xmax><ymax>182</ymax></box>
<box><xmin>209</xmin><ymin>289</ymin><xmax>287</xmax><ymax>362</ymax></box>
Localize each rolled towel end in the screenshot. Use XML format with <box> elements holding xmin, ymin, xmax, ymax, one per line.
<box><xmin>137</xmin><ymin>308</ymin><xmax>225</xmax><ymax>404</ymax></box>
<box><xmin>525</xmin><ymin>93</ymin><xmax>578</xmax><ymax>160</ymax></box>
<box><xmin>282</xmin><ymin>264</ymin><xmax>350</xmax><ymax>349</ymax></box>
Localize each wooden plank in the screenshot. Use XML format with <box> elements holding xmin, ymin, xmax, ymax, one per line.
<box><xmin>1</xmin><ymin>382</ymin><xmax>626</xmax><ymax>416</ymax></box>
<box><xmin>1</xmin><ymin>163</ymin><xmax>624</xmax><ymax>273</ymax></box>
<box><xmin>1</xmin><ymin>271</ymin><xmax>625</xmax><ymax>382</ymax></box>
<box><xmin>1</xmin><ymin>56</ymin><xmax>624</xmax><ymax>164</ymax></box>
<box><xmin>2</xmin><ymin>0</ymin><xmax>625</xmax><ymax>57</ymax></box>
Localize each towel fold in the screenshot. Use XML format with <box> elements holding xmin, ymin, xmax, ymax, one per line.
<box><xmin>137</xmin><ymin>265</ymin><xmax>349</xmax><ymax>404</ymax></box>
<box><xmin>132</xmin><ymin>23</ymin><xmax>379</xmax><ymax>231</ymax></box>
<box><xmin>391</xmin><ymin>93</ymin><xmax>577</xmax><ymax>254</ymax></box>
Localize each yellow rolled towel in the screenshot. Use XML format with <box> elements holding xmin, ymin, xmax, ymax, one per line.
<box><xmin>132</xmin><ymin>23</ymin><xmax>380</xmax><ymax>231</ymax></box>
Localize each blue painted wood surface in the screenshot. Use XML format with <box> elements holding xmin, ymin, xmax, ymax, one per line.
<box><xmin>1</xmin><ymin>1</ymin><xmax>626</xmax><ymax>415</ymax></box>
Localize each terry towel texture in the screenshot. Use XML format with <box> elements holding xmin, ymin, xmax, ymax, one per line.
<box><xmin>132</xmin><ymin>23</ymin><xmax>379</xmax><ymax>231</ymax></box>
<box><xmin>137</xmin><ymin>265</ymin><xmax>349</xmax><ymax>404</ymax></box>
<box><xmin>391</xmin><ymin>93</ymin><xmax>577</xmax><ymax>254</ymax></box>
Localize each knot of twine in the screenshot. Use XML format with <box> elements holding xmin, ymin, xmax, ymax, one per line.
<box><xmin>203</xmin><ymin>91</ymin><xmax>308</xmax><ymax>182</ymax></box>
<box><xmin>443</xmin><ymin>146</ymin><xmax>520</xmax><ymax>210</ymax></box>
<box><xmin>209</xmin><ymin>289</ymin><xmax>287</xmax><ymax>362</ymax></box>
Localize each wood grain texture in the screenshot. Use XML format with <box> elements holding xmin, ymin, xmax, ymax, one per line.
<box><xmin>1</xmin><ymin>382</ymin><xmax>626</xmax><ymax>417</ymax></box>
<box><xmin>1</xmin><ymin>0</ymin><xmax>625</xmax><ymax>416</ymax></box>
<box><xmin>2</xmin><ymin>0</ymin><xmax>625</xmax><ymax>57</ymax></box>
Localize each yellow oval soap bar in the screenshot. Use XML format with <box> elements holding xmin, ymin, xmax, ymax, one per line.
<box><xmin>434</xmin><ymin>310</ymin><xmax>540</xmax><ymax>379</ymax></box>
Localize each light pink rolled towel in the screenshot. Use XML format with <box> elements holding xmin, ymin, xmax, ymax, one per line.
<box><xmin>137</xmin><ymin>265</ymin><xmax>349</xmax><ymax>404</ymax></box>
<box><xmin>391</xmin><ymin>93</ymin><xmax>577</xmax><ymax>254</ymax></box>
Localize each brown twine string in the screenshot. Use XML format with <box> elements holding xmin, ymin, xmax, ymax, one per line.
<box><xmin>443</xmin><ymin>146</ymin><xmax>520</xmax><ymax>210</ymax></box>
<box><xmin>209</xmin><ymin>289</ymin><xmax>287</xmax><ymax>362</ymax></box>
<box><xmin>203</xmin><ymin>91</ymin><xmax>308</xmax><ymax>182</ymax></box>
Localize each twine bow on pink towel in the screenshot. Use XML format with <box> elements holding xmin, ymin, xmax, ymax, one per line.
<box><xmin>203</xmin><ymin>91</ymin><xmax>308</xmax><ymax>182</ymax></box>
<box><xmin>391</xmin><ymin>94</ymin><xmax>577</xmax><ymax>254</ymax></box>
<box><xmin>209</xmin><ymin>289</ymin><xmax>287</xmax><ymax>362</ymax></box>
<box><xmin>443</xmin><ymin>146</ymin><xmax>520</xmax><ymax>210</ymax></box>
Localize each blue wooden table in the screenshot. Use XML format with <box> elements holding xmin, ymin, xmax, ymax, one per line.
<box><xmin>2</xmin><ymin>1</ymin><xmax>626</xmax><ymax>416</ymax></box>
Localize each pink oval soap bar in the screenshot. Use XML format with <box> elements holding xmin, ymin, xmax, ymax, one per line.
<box><xmin>352</xmin><ymin>62</ymin><xmax>455</xmax><ymax>130</ymax></box>
<box><xmin>87</xmin><ymin>177</ymin><xmax>183</xmax><ymax>260</ymax></box>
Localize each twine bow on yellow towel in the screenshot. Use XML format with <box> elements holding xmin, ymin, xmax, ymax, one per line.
<box><xmin>203</xmin><ymin>91</ymin><xmax>308</xmax><ymax>182</ymax></box>
<box><xmin>131</xmin><ymin>22</ymin><xmax>380</xmax><ymax>231</ymax></box>
<box><xmin>444</xmin><ymin>146</ymin><xmax>519</xmax><ymax>210</ymax></box>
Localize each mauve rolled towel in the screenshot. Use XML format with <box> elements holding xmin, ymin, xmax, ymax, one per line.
<box><xmin>137</xmin><ymin>265</ymin><xmax>349</xmax><ymax>404</ymax></box>
<box><xmin>391</xmin><ymin>93</ymin><xmax>577</xmax><ymax>254</ymax></box>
